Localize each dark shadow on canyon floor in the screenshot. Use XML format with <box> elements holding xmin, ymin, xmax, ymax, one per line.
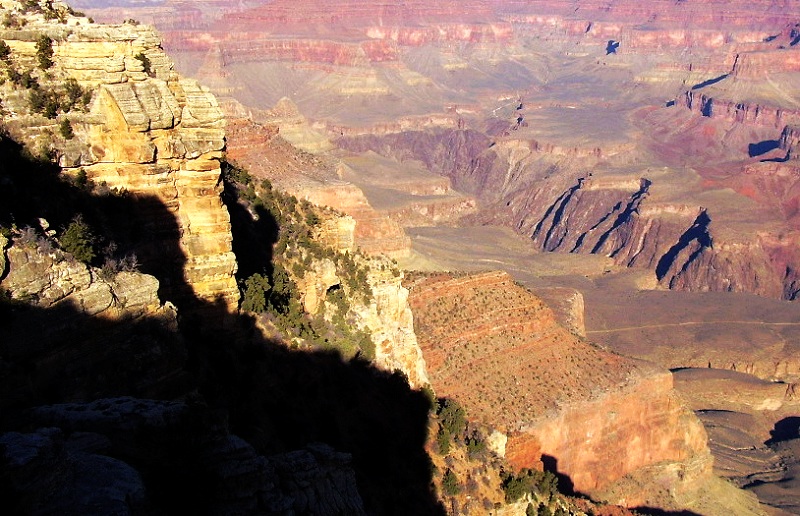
<box><xmin>633</xmin><ymin>508</ymin><xmax>702</xmax><ymax>516</ymax></box>
<box><xmin>541</xmin><ymin>454</ymin><xmax>575</xmax><ymax>496</ymax></box>
<box><xmin>767</xmin><ymin>417</ymin><xmax>800</xmax><ymax>446</ymax></box>
<box><xmin>748</xmin><ymin>139</ymin><xmax>780</xmax><ymax>158</ymax></box>
<box><xmin>0</xmin><ymin>134</ymin><xmax>443</xmax><ymax>515</ymax></box>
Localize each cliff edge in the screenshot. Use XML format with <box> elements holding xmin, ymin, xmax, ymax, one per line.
<box><xmin>0</xmin><ymin>0</ymin><xmax>238</xmax><ymax>311</ymax></box>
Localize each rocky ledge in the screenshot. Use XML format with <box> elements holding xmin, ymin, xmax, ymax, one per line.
<box><xmin>406</xmin><ymin>270</ymin><xmax>763</xmax><ymax>514</ymax></box>
<box><xmin>0</xmin><ymin>0</ymin><xmax>238</xmax><ymax>311</ymax></box>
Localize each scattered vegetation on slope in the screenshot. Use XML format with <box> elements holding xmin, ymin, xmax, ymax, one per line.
<box><xmin>426</xmin><ymin>395</ymin><xmax>592</xmax><ymax>515</ymax></box>
<box><xmin>221</xmin><ymin>160</ymin><xmax>378</xmax><ymax>360</ymax></box>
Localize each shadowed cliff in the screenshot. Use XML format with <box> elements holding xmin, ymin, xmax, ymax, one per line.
<box><xmin>0</xmin><ymin>134</ymin><xmax>443</xmax><ymax>515</ymax></box>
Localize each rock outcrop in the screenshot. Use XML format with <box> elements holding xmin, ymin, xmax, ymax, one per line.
<box><xmin>0</xmin><ymin>1</ymin><xmax>238</xmax><ymax>311</ymax></box>
<box><xmin>0</xmin><ymin>397</ymin><xmax>367</xmax><ymax>515</ymax></box>
<box><xmin>0</xmin><ymin>237</ymin><xmax>187</xmax><ymax>413</ymax></box>
<box><xmin>406</xmin><ymin>271</ymin><xmax>762</xmax><ymax>513</ymax></box>
<box><xmin>357</xmin><ymin>260</ymin><xmax>429</xmax><ymax>388</ymax></box>
<box><xmin>3</xmin><ymin>243</ymin><xmax>160</xmax><ymax>315</ymax></box>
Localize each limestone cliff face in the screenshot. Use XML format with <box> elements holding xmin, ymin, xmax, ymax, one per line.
<box><xmin>406</xmin><ymin>271</ymin><xmax>760</xmax><ymax>512</ymax></box>
<box><xmin>293</xmin><ymin>245</ymin><xmax>429</xmax><ymax>388</ymax></box>
<box><xmin>301</xmin><ymin>182</ymin><xmax>412</xmax><ymax>259</ymax></box>
<box><xmin>0</xmin><ymin>4</ymin><xmax>238</xmax><ymax>310</ymax></box>
<box><xmin>514</xmin><ymin>372</ymin><xmax>709</xmax><ymax>494</ymax></box>
<box><xmin>356</xmin><ymin>261</ymin><xmax>429</xmax><ymax>388</ymax></box>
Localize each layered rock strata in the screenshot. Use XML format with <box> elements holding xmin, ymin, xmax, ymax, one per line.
<box><xmin>673</xmin><ymin>367</ymin><xmax>800</xmax><ymax>512</ymax></box>
<box><xmin>0</xmin><ymin>3</ymin><xmax>238</xmax><ymax>311</ymax></box>
<box><xmin>342</xmin><ymin>126</ymin><xmax>800</xmax><ymax>300</ymax></box>
<box><xmin>406</xmin><ymin>271</ymin><xmax>761</xmax><ymax>513</ymax></box>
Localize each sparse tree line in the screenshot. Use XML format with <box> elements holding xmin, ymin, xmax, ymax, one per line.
<box><xmin>223</xmin><ymin>160</ymin><xmax>380</xmax><ymax>361</ymax></box>
<box><xmin>0</xmin><ymin>35</ymin><xmax>92</xmax><ymax>119</ymax></box>
<box><xmin>1</xmin><ymin>0</ymin><xmax>90</xmax><ymax>27</ymax></box>
<box><xmin>0</xmin><ymin>27</ymin><xmax>94</xmax><ymax>166</ymax></box>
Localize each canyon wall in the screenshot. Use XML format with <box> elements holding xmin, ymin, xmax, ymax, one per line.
<box><xmin>406</xmin><ymin>270</ymin><xmax>761</xmax><ymax>513</ymax></box>
<box><xmin>71</xmin><ymin>0</ymin><xmax>800</xmax><ymax>304</ymax></box>
<box><xmin>341</xmin><ymin>127</ymin><xmax>800</xmax><ymax>300</ymax></box>
<box><xmin>0</xmin><ymin>5</ymin><xmax>239</xmax><ymax>311</ymax></box>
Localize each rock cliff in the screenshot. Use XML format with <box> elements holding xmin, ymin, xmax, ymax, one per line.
<box><xmin>0</xmin><ymin>0</ymin><xmax>238</xmax><ymax>311</ymax></box>
<box><xmin>296</xmin><ymin>254</ymin><xmax>429</xmax><ymax>388</ymax></box>
<box><xmin>343</xmin><ymin>125</ymin><xmax>800</xmax><ymax>300</ymax></box>
<box><xmin>135</xmin><ymin>0</ymin><xmax>799</xmax><ymax>304</ymax></box>
<box><xmin>406</xmin><ymin>271</ymin><xmax>763</xmax><ymax>513</ymax></box>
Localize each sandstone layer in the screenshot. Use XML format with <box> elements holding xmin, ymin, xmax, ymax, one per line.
<box><xmin>0</xmin><ymin>1</ymin><xmax>238</xmax><ymax>311</ymax></box>
<box><xmin>224</xmin><ymin>114</ymin><xmax>413</xmax><ymax>259</ymax></box>
<box><xmin>405</xmin><ymin>270</ymin><xmax>760</xmax><ymax>513</ymax></box>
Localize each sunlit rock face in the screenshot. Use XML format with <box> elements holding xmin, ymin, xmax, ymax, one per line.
<box><xmin>292</xmin><ymin>252</ymin><xmax>429</xmax><ymax>388</ymax></box>
<box><xmin>405</xmin><ymin>271</ymin><xmax>764</xmax><ymax>513</ymax></box>
<box><xmin>406</xmin><ymin>272</ymin><xmax>694</xmax><ymax>479</ymax></box>
<box><xmin>73</xmin><ymin>0</ymin><xmax>800</xmax><ymax>301</ymax></box>
<box><xmin>0</xmin><ymin>3</ymin><xmax>239</xmax><ymax>311</ymax></box>
<box><xmin>224</xmin><ymin>113</ymin><xmax>414</xmax><ymax>259</ymax></box>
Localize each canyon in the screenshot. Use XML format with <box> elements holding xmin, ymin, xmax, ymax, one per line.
<box><xmin>78</xmin><ymin>0</ymin><xmax>800</xmax><ymax>303</ymax></box>
<box><xmin>1</xmin><ymin>0</ymin><xmax>799</xmax><ymax>514</ymax></box>
<box><xmin>77</xmin><ymin>0</ymin><xmax>800</xmax><ymax>512</ymax></box>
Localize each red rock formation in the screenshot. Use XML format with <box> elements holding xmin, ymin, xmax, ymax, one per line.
<box><xmin>406</xmin><ymin>271</ymin><xmax>712</xmax><ymax>503</ymax></box>
<box><xmin>225</xmin><ymin>116</ymin><xmax>413</xmax><ymax>258</ymax></box>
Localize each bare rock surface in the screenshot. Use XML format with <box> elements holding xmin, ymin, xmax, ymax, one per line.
<box><xmin>2</xmin><ymin>397</ymin><xmax>367</xmax><ymax>516</ymax></box>
<box><xmin>404</xmin><ymin>270</ymin><xmax>760</xmax><ymax>513</ymax></box>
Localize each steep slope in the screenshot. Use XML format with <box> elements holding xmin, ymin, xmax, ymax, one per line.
<box><xmin>406</xmin><ymin>270</ymin><xmax>764</xmax><ymax>514</ymax></box>
<box><xmin>0</xmin><ymin>0</ymin><xmax>238</xmax><ymax>311</ymax></box>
